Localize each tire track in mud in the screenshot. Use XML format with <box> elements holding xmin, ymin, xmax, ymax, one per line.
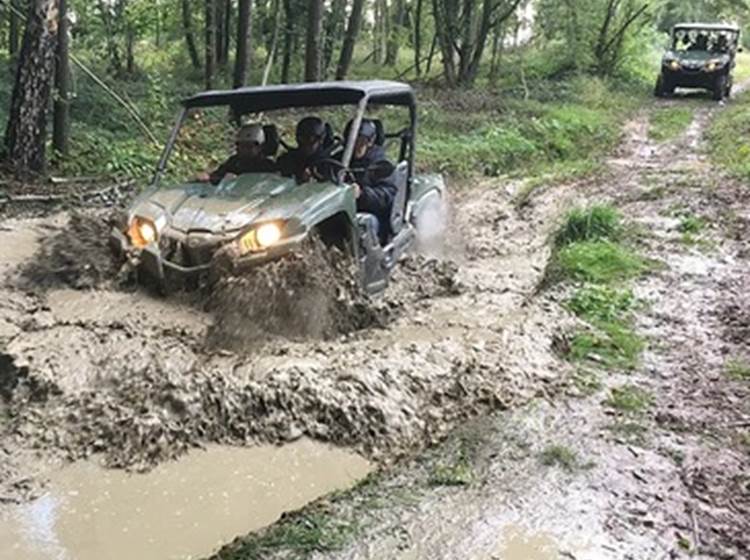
<box><xmin>0</xmin><ymin>174</ymin><xmax>577</xmax><ymax>503</ymax></box>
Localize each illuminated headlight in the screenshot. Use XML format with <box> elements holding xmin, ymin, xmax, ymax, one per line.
<box><xmin>668</xmin><ymin>60</ymin><xmax>680</xmax><ymax>71</ymax></box>
<box><xmin>705</xmin><ymin>60</ymin><xmax>721</xmax><ymax>72</ymax></box>
<box><xmin>239</xmin><ymin>222</ymin><xmax>283</xmax><ymax>253</ymax></box>
<box><xmin>128</xmin><ymin>216</ymin><xmax>159</xmax><ymax>248</ymax></box>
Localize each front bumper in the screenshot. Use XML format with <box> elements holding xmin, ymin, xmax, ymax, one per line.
<box><xmin>110</xmin><ymin>227</ymin><xmax>307</xmax><ymax>283</ymax></box>
<box><xmin>663</xmin><ymin>67</ymin><xmax>726</xmax><ymax>89</ymax></box>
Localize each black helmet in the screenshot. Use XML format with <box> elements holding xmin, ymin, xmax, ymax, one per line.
<box><xmin>344</xmin><ymin>118</ymin><xmax>377</xmax><ymax>142</ymax></box>
<box><xmin>296</xmin><ymin>116</ymin><xmax>326</xmax><ymax>144</ymax></box>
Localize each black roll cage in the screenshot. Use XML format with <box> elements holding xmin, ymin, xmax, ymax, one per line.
<box><xmin>153</xmin><ymin>81</ymin><xmax>417</xmax><ymax>189</ymax></box>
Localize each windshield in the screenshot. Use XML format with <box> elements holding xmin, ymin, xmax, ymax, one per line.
<box><xmin>672</xmin><ymin>29</ymin><xmax>739</xmax><ymax>53</ymax></box>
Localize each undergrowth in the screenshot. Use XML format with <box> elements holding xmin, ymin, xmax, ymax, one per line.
<box><xmin>648</xmin><ymin>106</ymin><xmax>694</xmax><ymax>142</ymax></box>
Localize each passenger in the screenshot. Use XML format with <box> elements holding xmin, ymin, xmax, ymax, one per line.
<box><xmin>345</xmin><ymin>119</ymin><xmax>397</xmax><ymax>244</ymax></box>
<box><xmin>197</xmin><ymin>124</ymin><xmax>276</xmax><ymax>185</ymax></box>
<box><xmin>690</xmin><ymin>33</ymin><xmax>709</xmax><ymax>51</ymax></box>
<box><xmin>277</xmin><ymin>116</ymin><xmax>333</xmax><ymax>183</ymax></box>
<box><xmin>714</xmin><ymin>33</ymin><xmax>729</xmax><ymax>53</ymax></box>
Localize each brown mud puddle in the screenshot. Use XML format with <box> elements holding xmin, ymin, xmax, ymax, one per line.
<box><xmin>0</xmin><ymin>439</ymin><xmax>371</xmax><ymax>560</ymax></box>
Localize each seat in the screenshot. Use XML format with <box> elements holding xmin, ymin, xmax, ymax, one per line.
<box><xmin>262</xmin><ymin>124</ymin><xmax>279</xmax><ymax>157</ymax></box>
<box><xmin>388</xmin><ymin>161</ymin><xmax>409</xmax><ymax>236</ymax></box>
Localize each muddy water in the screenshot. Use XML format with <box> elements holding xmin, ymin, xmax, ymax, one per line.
<box><xmin>492</xmin><ymin>526</ymin><xmax>559</xmax><ymax>559</ymax></box>
<box><xmin>0</xmin><ymin>439</ymin><xmax>371</xmax><ymax>560</ymax></box>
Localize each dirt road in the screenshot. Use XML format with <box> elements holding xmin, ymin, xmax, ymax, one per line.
<box><xmin>1</xmin><ymin>91</ymin><xmax>748</xmax><ymax>559</ymax></box>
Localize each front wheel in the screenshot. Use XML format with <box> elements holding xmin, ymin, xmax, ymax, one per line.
<box><xmin>713</xmin><ymin>75</ymin><xmax>728</xmax><ymax>101</ymax></box>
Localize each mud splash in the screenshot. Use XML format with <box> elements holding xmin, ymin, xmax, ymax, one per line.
<box><xmin>0</xmin><ymin>440</ymin><xmax>371</xmax><ymax>560</ymax></box>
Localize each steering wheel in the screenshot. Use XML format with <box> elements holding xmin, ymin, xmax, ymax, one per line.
<box><xmin>311</xmin><ymin>158</ymin><xmax>353</xmax><ymax>184</ymax></box>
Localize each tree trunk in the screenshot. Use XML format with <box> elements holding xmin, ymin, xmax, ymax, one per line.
<box><xmin>9</xmin><ymin>0</ymin><xmax>20</xmax><ymax>57</ymax></box>
<box><xmin>304</xmin><ymin>0</ymin><xmax>322</xmax><ymax>81</ymax></box>
<box><xmin>386</xmin><ymin>0</ymin><xmax>405</xmax><ymax>66</ymax></box>
<box><xmin>4</xmin><ymin>0</ymin><xmax>59</xmax><ymax>174</ymax></box>
<box><xmin>262</xmin><ymin>0</ymin><xmax>281</xmax><ymax>85</ymax></box>
<box><xmin>125</xmin><ymin>23</ymin><xmax>135</xmax><ymax>74</ymax></box>
<box><xmin>215</xmin><ymin>0</ymin><xmax>225</xmax><ymax>66</ymax></box>
<box><xmin>413</xmin><ymin>0</ymin><xmax>423</xmax><ymax>77</ymax></box>
<box><xmin>205</xmin><ymin>0</ymin><xmax>215</xmax><ymax>89</ymax></box>
<box><xmin>53</xmin><ymin>0</ymin><xmax>70</xmax><ymax>156</ymax></box>
<box><xmin>233</xmin><ymin>0</ymin><xmax>252</xmax><ymax>87</ymax></box>
<box><xmin>97</xmin><ymin>0</ymin><xmax>122</xmax><ymax>74</ymax></box>
<box><xmin>335</xmin><ymin>0</ymin><xmax>364</xmax><ymax>80</ymax></box>
<box><xmin>223</xmin><ymin>0</ymin><xmax>231</xmax><ymax>65</ymax></box>
<box><xmin>281</xmin><ymin>0</ymin><xmax>293</xmax><ymax>83</ymax></box>
<box><xmin>322</xmin><ymin>0</ymin><xmax>346</xmax><ymax>78</ymax></box>
<box><xmin>181</xmin><ymin>0</ymin><xmax>201</xmax><ymax>69</ymax></box>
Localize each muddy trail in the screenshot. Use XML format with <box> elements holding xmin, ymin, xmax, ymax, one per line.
<box><xmin>214</xmin><ymin>93</ymin><xmax>749</xmax><ymax>559</ymax></box>
<box><xmin>0</xmin><ymin>158</ymin><xmax>576</xmax><ymax>511</ymax></box>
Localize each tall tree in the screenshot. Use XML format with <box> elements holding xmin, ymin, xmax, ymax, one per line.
<box><xmin>4</xmin><ymin>0</ymin><xmax>60</xmax><ymax>174</ymax></box>
<box><xmin>322</xmin><ymin>0</ymin><xmax>347</xmax><ymax>78</ymax></box>
<box><xmin>280</xmin><ymin>0</ymin><xmax>294</xmax><ymax>82</ymax></box>
<box><xmin>181</xmin><ymin>0</ymin><xmax>201</xmax><ymax>69</ymax></box>
<box><xmin>205</xmin><ymin>0</ymin><xmax>216</xmax><ymax>89</ymax></box>
<box><xmin>233</xmin><ymin>0</ymin><xmax>252</xmax><ymax>87</ymax></box>
<box><xmin>9</xmin><ymin>0</ymin><xmax>21</xmax><ymax>59</ymax></box>
<box><xmin>386</xmin><ymin>0</ymin><xmax>406</xmax><ymax>66</ymax></box>
<box><xmin>335</xmin><ymin>0</ymin><xmax>365</xmax><ymax>79</ymax></box>
<box><xmin>413</xmin><ymin>0</ymin><xmax>423</xmax><ymax>77</ymax></box>
<box><xmin>304</xmin><ymin>0</ymin><xmax>323</xmax><ymax>81</ymax></box>
<box><xmin>53</xmin><ymin>0</ymin><xmax>70</xmax><ymax>156</ymax></box>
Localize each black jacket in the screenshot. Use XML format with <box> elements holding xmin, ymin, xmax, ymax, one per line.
<box><xmin>350</xmin><ymin>146</ymin><xmax>397</xmax><ymax>240</ymax></box>
<box><xmin>277</xmin><ymin>147</ymin><xmax>333</xmax><ymax>183</ymax></box>
<box><xmin>209</xmin><ymin>154</ymin><xmax>277</xmax><ymax>185</ymax></box>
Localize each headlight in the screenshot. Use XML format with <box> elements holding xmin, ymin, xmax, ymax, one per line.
<box><xmin>705</xmin><ymin>60</ymin><xmax>721</xmax><ymax>72</ymax></box>
<box><xmin>239</xmin><ymin>222</ymin><xmax>283</xmax><ymax>253</ymax></box>
<box><xmin>128</xmin><ymin>216</ymin><xmax>159</xmax><ymax>248</ymax></box>
<box><xmin>668</xmin><ymin>60</ymin><xmax>680</xmax><ymax>71</ymax></box>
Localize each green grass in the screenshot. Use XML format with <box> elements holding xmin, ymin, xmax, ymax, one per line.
<box><xmin>428</xmin><ymin>435</ymin><xmax>478</xmax><ymax>487</ymax></box>
<box><xmin>554</xmin><ymin>205</ymin><xmax>622</xmax><ymax>247</ymax></box>
<box><xmin>707</xmin><ymin>84</ymin><xmax>750</xmax><ymax>181</ymax></box>
<box><xmin>539</xmin><ymin>445</ymin><xmax>592</xmax><ymax>472</ymax></box>
<box><xmin>214</xmin><ymin>511</ymin><xmax>358</xmax><ymax>559</ymax></box>
<box><xmin>726</xmin><ymin>357</ymin><xmax>750</xmax><ymax>380</ymax></box>
<box><xmin>568</xmin><ymin>322</ymin><xmax>644</xmax><ymax>370</ymax></box>
<box><xmin>557</xmin><ymin>241</ymin><xmax>648</xmax><ymax>283</ymax></box>
<box><xmin>572</xmin><ymin>368</ymin><xmax>603</xmax><ymax>396</ymax></box>
<box><xmin>605</xmin><ymin>385</ymin><xmax>653</xmax><ymax>414</ymax></box>
<box><xmin>648</xmin><ymin>106</ymin><xmax>694</xmax><ymax>142</ymax></box>
<box><xmin>567</xmin><ymin>285</ymin><xmax>635</xmax><ymax>323</ymax></box>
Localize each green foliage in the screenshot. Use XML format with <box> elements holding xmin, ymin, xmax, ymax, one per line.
<box><xmin>555</xmin><ymin>205</ymin><xmax>622</xmax><ymax>247</ymax></box>
<box><xmin>567</xmin><ymin>286</ymin><xmax>635</xmax><ymax>323</ymax></box>
<box><xmin>649</xmin><ymin>106</ymin><xmax>694</xmax><ymax>142</ymax></box>
<box><xmin>539</xmin><ymin>445</ymin><xmax>592</xmax><ymax>472</ymax></box>
<box><xmin>216</xmin><ymin>512</ymin><xmax>357</xmax><ymax>559</ymax></box>
<box><xmin>726</xmin><ymin>357</ymin><xmax>750</xmax><ymax>380</ymax></box>
<box><xmin>568</xmin><ymin>321</ymin><xmax>644</xmax><ymax>370</ymax></box>
<box><xmin>605</xmin><ymin>385</ymin><xmax>653</xmax><ymax>413</ymax></box>
<box><xmin>708</xmin><ymin>87</ymin><xmax>750</xmax><ymax>181</ymax></box>
<box><xmin>557</xmin><ymin>241</ymin><xmax>648</xmax><ymax>283</ymax></box>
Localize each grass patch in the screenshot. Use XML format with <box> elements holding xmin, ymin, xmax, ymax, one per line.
<box><xmin>514</xmin><ymin>159</ymin><xmax>604</xmax><ymax>208</ymax></box>
<box><xmin>567</xmin><ymin>285</ymin><xmax>635</xmax><ymax>323</ymax></box>
<box><xmin>648</xmin><ymin>106</ymin><xmax>694</xmax><ymax>142</ymax></box>
<box><xmin>215</xmin><ymin>511</ymin><xmax>358</xmax><ymax>559</ymax></box>
<box><xmin>572</xmin><ymin>368</ymin><xmax>603</xmax><ymax>396</ymax></box>
<box><xmin>606</xmin><ymin>421</ymin><xmax>649</xmax><ymax>444</ymax></box>
<box><xmin>555</xmin><ymin>205</ymin><xmax>622</xmax><ymax>247</ymax></box>
<box><xmin>707</xmin><ymin>80</ymin><xmax>750</xmax><ymax>181</ymax></box>
<box><xmin>539</xmin><ymin>445</ymin><xmax>593</xmax><ymax>472</ymax></box>
<box><xmin>605</xmin><ymin>385</ymin><xmax>653</xmax><ymax>414</ymax></box>
<box><xmin>568</xmin><ymin>322</ymin><xmax>644</xmax><ymax>370</ymax></box>
<box><xmin>726</xmin><ymin>357</ymin><xmax>750</xmax><ymax>380</ymax></box>
<box><xmin>428</xmin><ymin>436</ymin><xmax>478</xmax><ymax>487</ymax></box>
<box><xmin>557</xmin><ymin>241</ymin><xmax>648</xmax><ymax>283</ymax></box>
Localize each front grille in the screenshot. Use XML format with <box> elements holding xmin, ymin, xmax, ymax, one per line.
<box><xmin>159</xmin><ymin>232</ymin><xmax>221</xmax><ymax>267</ymax></box>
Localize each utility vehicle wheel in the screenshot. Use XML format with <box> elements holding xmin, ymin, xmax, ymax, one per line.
<box><xmin>713</xmin><ymin>75</ymin><xmax>728</xmax><ymax>101</ymax></box>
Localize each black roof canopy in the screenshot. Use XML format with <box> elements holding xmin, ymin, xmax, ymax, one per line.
<box><xmin>182</xmin><ymin>80</ymin><xmax>416</xmax><ymax>114</ymax></box>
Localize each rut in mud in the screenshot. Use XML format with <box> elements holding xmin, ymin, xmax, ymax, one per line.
<box><xmin>0</xmin><ymin>171</ymin><xmax>573</xmax><ymax>503</ymax></box>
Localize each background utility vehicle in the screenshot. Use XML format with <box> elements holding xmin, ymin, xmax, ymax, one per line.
<box><xmin>110</xmin><ymin>81</ymin><xmax>446</xmax><ymax>294</ymax></box>
<box><xmin>655</xmin><ymin>23</ymin><xmax>741</xmax><ymax>100</ymax></box>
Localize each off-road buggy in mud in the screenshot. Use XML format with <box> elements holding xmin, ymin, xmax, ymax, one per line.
<box><xmin>655</xmin><ymin>23</ymin><xmax>742</xmax><ymax>100</ymax></box>
<box><xmin>110</xmin><ymin>81</ymin><xmax>445</xmax><ymax>294</ymax></box>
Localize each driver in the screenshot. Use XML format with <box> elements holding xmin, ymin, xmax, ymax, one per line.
<box><xmin>690</xmin><ymin>32</ymin><xmax>708</xmax><ymax>51</ymax></box>
<box><xmin>277</xmin><ymin>116</ymin><xmax>333</xmax><ymax>183</ymax></box>
<box><xmin>345</xmin><ymin>119</ymin><xmax>397</xmax><ymax>244</ymax></box>
<box><xmin>197</xmin><ymin>124</ymin><xmax>276</xmax><ymax>185</ymax></box>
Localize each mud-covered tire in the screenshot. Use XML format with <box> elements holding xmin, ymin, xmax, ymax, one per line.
<box><xmin>713</xmin><ymin>75</ymin><xmax>728</xmax><ymax>101</ymax></box>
